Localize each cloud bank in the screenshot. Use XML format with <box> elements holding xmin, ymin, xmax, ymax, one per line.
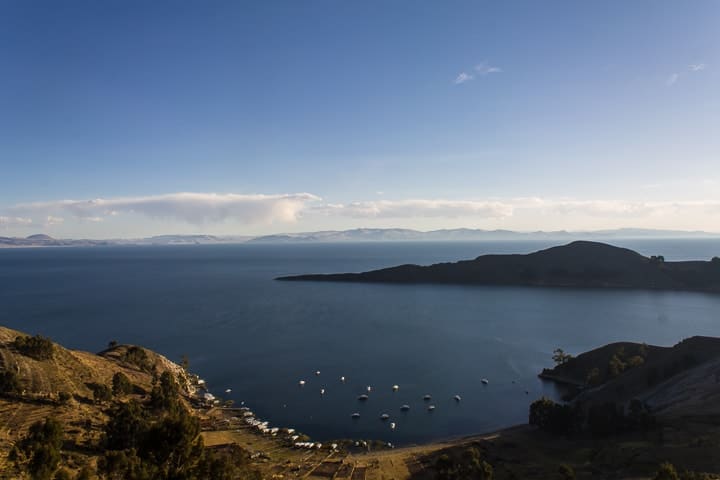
<box><xmin>3</xmin><ymin>193</ymin><xmax>720</xmax><ymax>235</ymax></box>
<box><xmin>10</xmin><ymin>192</ymin><xmax>321</xmax><ymax>225</ymax></box>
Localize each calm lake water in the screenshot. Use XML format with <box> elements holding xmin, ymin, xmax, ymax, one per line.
<box><xmin>1</xmin><ymin>239</ymin><xmax>719</xmax><ymax>444</ymax></box>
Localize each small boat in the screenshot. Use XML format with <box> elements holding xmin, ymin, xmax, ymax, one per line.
<box><xmin>400</xmin><ymin>404</ymin><xmax>410</xmax><ymax>411</ymax></box>
<box><xmin>225</xmin><ymin>388</ymin><xmax>232</xmax><ymax>393</ymax></box>
<box><xmin>423</xmin><ymin>394</ymin><xmax>431</xmax><ymax>401</ymax></box>
<box><xmin>298</xmin><ymin>380</ymin><xmax>306</xmax><ymax>386</ymax></box>
<box><xmin>340</xmin><ymin>376</ymin><xmax>345</xmax><ymax>383</ymax></box>
<box><xmin>380</xmin><ymin>413</ymin><xmax>390</xmax><ymax>420</ymax></box>
<box><xmin>390</xmin><ymin>422</ymin><xmax>396</xmax><ymax>430</ymax></box>
<box><xmin>316</xmin><ymin>370</ymin><xmax>321</xmax><ymax>376</ymax></box>
<box><xmin>320</xmin><ymin>388</ymin><xmax>325</xmax><ymax>395</ymax></box>
<box><xmin>427</xmin><ymin>405</ymin><xmax>435</xmax><ymax>411</ymax></box>
<box><xmin>351</xmin><ymin>412</ymin><xmax>360</xmax><ymax>418</ymax></box>
<box><xmin>454</xmin><ymin>395</ymin><xmax>462</xmax><ymax>402</ymax></box>
<box><xmin>392</xmin><ymin>385</ymin><xmax>399</xmax><ymax>391</ymax></box>
<box><xmin>367</xmin><ymin>385</ymin><xmax>372</xmax><ymax>392</ymax></box>
<box><xmin>358</xmin><ymin>394</ymin><xmax>369</xmax><ymax>401</ymax></box>
<box><xmin>481</xmin><ymin>378</ymin><xmax>489</xmax><ymax>385</ymax></box>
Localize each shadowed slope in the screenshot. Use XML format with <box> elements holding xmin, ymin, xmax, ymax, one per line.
<box><xmin>278</xmin><ymin>241</ymin><xmax>720</xmax><ymax>292</ymax></box>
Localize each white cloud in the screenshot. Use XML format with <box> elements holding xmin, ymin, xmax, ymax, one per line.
<box><xmin>689</xmin><ymin>63</ymin><xmax>707</xmax><ymax>72</ymax></box>
<box><xmin>45</xmin><ymin>216</ymin><xmax>64</xmax><ymax>226</ymax></box>
<box><xmin>666</xmin><ymin>73</ymin><xmax>679</xmax><ymax>86</ymax></box>
<box><xmin>315</xmin><ymin>199</ymin><xmax>514</xmax><ymax>219</ymax></box>
<box><xmin>474</xmin><ymin>62</ymin><xmax>502</xmax><ymax>75</ymax></box>
<box><xmin>10</xmin><ymin>192</ymin><xmax>321</xmax><ymax>225</ymax></box>
<box><xmin>454</xmin><ymin>72</ymin><xmax>474</xmax><ymax>84</ymax></box>
<box><xmin>0</xmin><ymin>216</ymin><xmax>33</xmax><ymax>229</ymax></box>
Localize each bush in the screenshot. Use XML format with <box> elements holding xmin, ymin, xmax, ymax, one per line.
<box><xmin>654</xmin><ymin>462</ymin><xmax>679</xmax><ymax>480</ymax></box>
<box><xmin>558</xmin><ymin>464</ymin><xmax>576</xmax><ymax>480</ymax></box>
<box><xmin>112</xmin><ymin>372</ymin><xmax>133</xmax><ymax>396</ymax></box>
<box><xmin>88</xmin><ymin>382</ymin><xmax>112</xmax><ymax>403</ymax></box>
<box><xmin>13</xmin><ymin>335</ymin><xmax>54</xmax><ymax>360</ymax></box>
<box><xmin>57</xmin><ymin>391</ymin><xmax>72</xmax><ymax>404</ymax></box>
<box><xmin>123</xmin><ymin>346</ymin><xmax>152</xmax><ymax>372</ymax></box>
<box><xmin>529</xmin><ymin>397</ymin><xmax>577</xmax><ymax>434</ymax></box>
<box><xmin>0</xmin><ymin>369</ymin><xmax>21</xmax><ymax>395</ymax></box>
<box><xmin>14</xmin><ymin>418</ymin><xmax>64</xmax><ymax>480</ymax></box>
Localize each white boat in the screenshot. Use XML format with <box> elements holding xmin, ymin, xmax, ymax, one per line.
<box><xmin>340</xmin><ymin>376</ymin><xmax>345</xmax><ymax>383</ymax></box>
<box><xmin>367</xmin><ymin>385</ymin><xmax>372</xmax><ymax>392</ymax></box>
<box><xmin>481</xmin><ymin>378</ymin><xmax>489</xmax><ymax>385</ymax></box>
<box><xmin>316</xmin><ymin>370</ymin><xmax>321</xmax><ymax>376</ymax></box>
<box><xmin>400</xmin><ymin>404</ymin><xmax>410</xmax><ymax>411</ymax></box>
<box><xmin>390</xmin><ymin>422</ymin><xmax>396</xmax><ymax>430</ymax></box>
<box><xmin>298</xmin><ymin>380</ymin><xmax>306</xmax><ymax>386</ymax></box>
<box><xmin>423</xmin><ymin>394</ymin><xmax>431</xmax><ymax>401</ymax></box>
<box><xmin>454</xmin><ymin>395</ymin><xmax>462</xmax><ymax>402</ymax></box>
<box><xmin>380</xmin><ymin>413</ymin><xmax>390</xmax><ymax>420</ymax></box>
<box><xmin>320</xmin><ymin>388</ymin><xmax>325</xmax><ymax>395</ymax></box>
<box><xmin>358</xmin><ymin>394</ymin><xmax>369</xmax><ymax>401</ymax></box>
<box><xmin>392</xmin><ymin>385</ymin><xmax>399</xmax><ymax>391</ymax></box>
<box><xmin>427</xmin><ymin>405</ymin><xmax>435</xmax><ymax>411</ymax></box>
<box><xmin>351</xmin><ymin>412</ymin><xmax>360</xmax><ymax>418</ymax></box>
<box><xmin>225</xmin><ymin>388</ymin><xmax>232</xmax><ymax>393</ymax></box>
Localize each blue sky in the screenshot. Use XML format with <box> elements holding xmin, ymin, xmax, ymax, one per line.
<box><xmin>1</xmin><ymin>1</ymin><xmax>719</xmax><ymax>237</ymax></box>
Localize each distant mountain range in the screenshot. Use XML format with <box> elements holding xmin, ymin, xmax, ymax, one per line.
<box><xmin>0</xmin><ymin>234</ymin><xmax>251</xmax><ymax>248</ymax></box>
<box><xmin>278</xmin><ymin>241</ymin><xmax>720</xmax><ymax>293</ymax></box>
<box><xmin>1</xmin><ymin>228</ymin><xmax>718</xmax><ymax>248</ymax></box>
<box><xmin>248</xmin><ymin>227</ymin><xmax>720</xmax><ymax>243</ymax></box>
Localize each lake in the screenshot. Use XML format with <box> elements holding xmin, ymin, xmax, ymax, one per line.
<box><xmin>1</xmin><ymin>239</ymin><xmax>719</xmax><ymax>444</ymax></box>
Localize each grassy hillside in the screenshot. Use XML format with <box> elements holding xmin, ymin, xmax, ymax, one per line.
<box><xmin>0</xmin><ymin>326</ymin><xmax>258</xmax><ymax>479</ymax></box>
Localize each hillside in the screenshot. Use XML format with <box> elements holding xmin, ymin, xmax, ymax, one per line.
<box><xmin>279</xmin><ymin>241</ymin><xmax>720</xmax><ymax>292</ymax></box>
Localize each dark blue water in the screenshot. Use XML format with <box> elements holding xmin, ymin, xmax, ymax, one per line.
<box><xmin>1</xmin><ymin>239</ymin><xmax>719</xmax><ymax>445</ymax></box>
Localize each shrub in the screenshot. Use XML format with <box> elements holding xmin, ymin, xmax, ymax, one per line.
<box><xmin>0</xmin><ymin>369</ymin><xmax>21</xmax><ymax>395</ymax></box>
<box><xmin>57</xmin><ymin>391</ymin><xmax>72</xmax><ymax>404</ymax></box>
<box><xmin>88</xmin><ymin>382</ymin><xmax>112</xmax><ymax>403</ymax></box>
<box><xmin>14</xmin><ymin>418</ymin><xmax>64</xmax><ymax>480</ymax></box>
<box><xmin>654</xmin><ymin>462</ymin><xmax>679</xmax><ymax>480</ymax></box>
<box><xmin>13</xmin><ymin>335</ymin><xmax>54</xmax><ymax>360</ymax></box>
<box><xmin>558</xmin><ymin>464</ymin><xmax>576</xmax><ymax>480</ymax></box>
<box><xmin>112</xmin><ymin>372</ymin><xmax>133</xmax><ymax>396</ymax></box>
<box><xmin>123</xmin><ymin>346</ymin><xmax>152</xmax><ymax>372</ymax></box>
<box><xmin>529</xmin><ymin>397</ymin><xmax>577</xmax><ymax>434</ymax></box>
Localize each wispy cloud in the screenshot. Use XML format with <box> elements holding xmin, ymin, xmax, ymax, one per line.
<box><xmin>666</xmin><ymin>63</ymin><xmax>707</xmax><ymax>86</ymax></box>
<box><xmin>316</xmin><ymin>199</ymin><xmax>513</xmax><ymax>219</ymax></box>
<box><xmin>454</xmin><ymin>72</ymin><xmax>474</xmax><ymax>84</ymax></box>
<box><xmin>474</xmin><ymin>62</ymin><xmax>502</xmax><ymax>75</ymax></box>
<box><xmin>9</xmin><ymin>192</ymin><xmax>321</xmax><ymax>225</ymax></box>
<box><xmin>454</xmin><ymin>61</ymin><xmax>501</xmax><ymax>85</ymax></box>
<box><xmin>0</xmin><ymin>216</ymin><xmax>33</xmax><ymax>229</ymax></box>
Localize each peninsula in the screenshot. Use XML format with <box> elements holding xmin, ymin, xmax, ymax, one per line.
<box><xmin>278</xmin><ymin>241</ymin><xmax>720</xmax><ymax>293</ymax></box>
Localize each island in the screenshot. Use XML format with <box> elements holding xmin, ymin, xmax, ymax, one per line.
<box><xmin>278</xmin><ymin>240</ymin><xmax>720</xmax><ymax>293</ymax></box>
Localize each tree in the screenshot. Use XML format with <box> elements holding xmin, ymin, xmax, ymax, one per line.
<box><xmin>552</xmin><ymin>348</ymin><xmax>573</xmax><ymax>366</ymax></box>
<box><xmin>180</xmin><ymin>355</ymin><xmax>190</xmax><ymax>372</ymax></box>
<box><xmin>108</xmin><ymin>340</ymin><xmax>118</xmax><ymax>348</ymax></box>
<box><xmin>586</xmin><ymin>368</ymin><xmax>601</xmax><ymax>386</ymax></box>
<box><xmin>15</xmin><ymin>418</ymin><xmax>64</xmax><ymax>480</ymax></box>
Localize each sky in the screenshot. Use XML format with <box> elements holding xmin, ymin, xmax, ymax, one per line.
<box><xmin>1</xmin><ymin>1</ymin><xmax>719</xmax><ymax>238</ymax></box>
